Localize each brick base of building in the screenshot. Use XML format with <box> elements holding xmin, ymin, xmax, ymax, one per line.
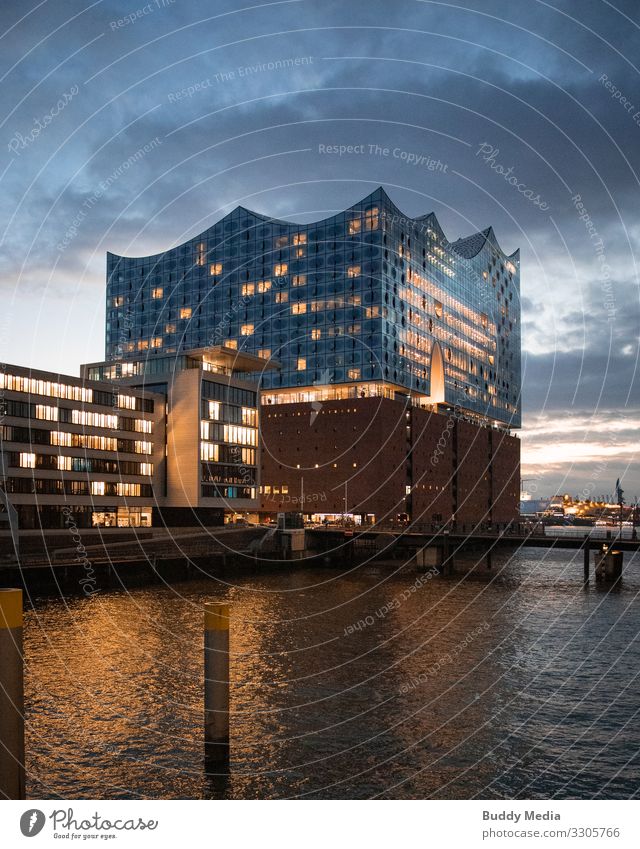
<box><xmin>259</xmin><ymin>396</ymin><xmax>519</xmax><ymax>526</ymax></box>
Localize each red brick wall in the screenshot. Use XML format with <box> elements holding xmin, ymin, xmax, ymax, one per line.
<box><xmin>490</xmin><ymin>428</ymin><xmax>521</xmax><ymax>524</ymax></box>
<box><xmin>409</xmin><ymin>407</ymin><xmax>454</xmax><ymax>523</ymax></box>
<box><xmin>260</xmin><ymin>398</ymin><xmax>520</xmax><ymax>525</ymax></box>
<box><xmin>260</xmin><ymin>397</ymin><xmax>408</xmax><ymax>519</ymax></box>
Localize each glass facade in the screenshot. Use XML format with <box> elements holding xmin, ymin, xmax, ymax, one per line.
<box><xmin>105</xmin><ymin>188</ymin><xmax>520</xmax><ymax>428</ymax></box>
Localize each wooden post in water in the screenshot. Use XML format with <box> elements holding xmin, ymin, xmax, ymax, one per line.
<box><xmin>204</xmin><ymin>603</ymin><xmax>230</xmax><ymax>766</ymax></box>
<box><xmin>442</xmin><ymin>532</ymin><xmax>452</xmax><ymax>575</ymax></box>
<box><xmin>583</xmin><ymin>539</ymin><xmax>590</xmax><ymax>583</ymax></box>
<box><xmin>0</xmin><ymin>589</ymin><xmax>25</xmax><ymax>799</ymax></box>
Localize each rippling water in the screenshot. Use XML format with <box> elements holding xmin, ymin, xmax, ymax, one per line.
<box><xmin>23</xmin><ymin>546</ymin><xmax>640</xmax><ymax>799</ymax></box>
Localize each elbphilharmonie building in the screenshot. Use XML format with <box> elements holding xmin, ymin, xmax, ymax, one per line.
<box><xmin>96</xmin><ymin>187</ymin><xmax>520</xmax><ymax>430</ymax></box>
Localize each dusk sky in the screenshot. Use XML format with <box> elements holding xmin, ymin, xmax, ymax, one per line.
<box><xmin>1</xmin><ymin>0</ymin><xmax>638</xmax><ymax>498</ymax></box>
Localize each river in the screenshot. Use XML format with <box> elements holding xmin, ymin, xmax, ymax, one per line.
<box><xmin>23</xmin><ymin>546</ymin><xmax>640</xmax><ymax>799</ymax></box>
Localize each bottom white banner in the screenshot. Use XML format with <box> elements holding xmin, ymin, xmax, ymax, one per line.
<box><xmin>0</xmin><ymin>799</ymin><xmax>638</xmax><ymax>848</ymax></box>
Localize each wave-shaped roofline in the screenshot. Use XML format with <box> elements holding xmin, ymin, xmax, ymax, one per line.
<box><xmin>107</xmin><ymin>186</ymin><xmax>519</xmax><ymax>263</ymax></box>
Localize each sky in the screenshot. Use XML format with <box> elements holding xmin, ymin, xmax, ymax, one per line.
<box><xmin>0</xmin><ymin>0</ymin><xmax>639</xmax><ymax>499</ymax></box>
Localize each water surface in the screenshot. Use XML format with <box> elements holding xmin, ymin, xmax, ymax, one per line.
<box><xmin>24</xmin><ymin>546</ymin><xmax>640</xmax><ymax>799</ymax></box>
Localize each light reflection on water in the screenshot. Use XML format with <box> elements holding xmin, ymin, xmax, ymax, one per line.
<box><xmin>24</xmin><ymin>546</ymin><xmax>640</xmax><ymax>799</ymax></box>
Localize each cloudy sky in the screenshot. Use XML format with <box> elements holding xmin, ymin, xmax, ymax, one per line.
<box><xmin>1</xmin><ymin>0</ymin><xmax>638</xmax><ymax>498</ymax></box>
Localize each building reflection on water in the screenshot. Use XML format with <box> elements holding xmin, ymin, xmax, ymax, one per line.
<box><xmin>24</xmin><ymin>547</ymin><xmax>640</xmax><ymax>799</ymax></box>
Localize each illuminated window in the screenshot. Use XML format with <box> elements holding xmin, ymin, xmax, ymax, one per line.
<box><xmin>347</xmin><ymin>266</ymin><xmax>361</xmax><ymax>278</ymax></box>
<box><xmin>241</xmin><ymin>283</ymin><xmax>255</xmax><ymax>296</ymax></box>
<box><xmin>257</xmin><ymin>280</ymin><xmax>271</xmax><ymax>293</ymax></box>
<box><xmin>135</xmin><ymin>419</ymin><xmax>152</xmax><ymax>434</ymax></box>
<box><xmin>295</xmin><ymin>248</ymin><xmax>305</xmax><ymax>258</ymax></box>
<box><xmin>348</xmin><ymin>324</ymin><xmax>361</xmax><ymax>335</ymax></box>
<box><xmin>91</xmin><ymin>481</ymin><xmax>106</xmax><ymax>496</ymax></box>
<box><xmin>292</xmin><ymin>275</ymin><xmax>306</xmax><ymax>287</ymax></box>
<box><xmin>242</xmin><ymin>407</ymin><xmax>257</xmax><ymax>426</ymax></box>
<box><xmin>258</xmin><ymin>349</ymin><xmax>271</xmax><ymax>360</ymax></box>
<box><xmin>208</xmin><ymin>401</ymin><xmax>220</xmax><ymax>420</ymax></box>
<box><xmin>117</xmin><ymin>394</ymin><xmax>135</xmax><ymax>410</ymax></box>
<box><xmin>35</xmin><ymin>405</ymin><xmax>58</xmax><ymax>421</ymax></box>
<box><xmin>434</xmin><ymin>301</ymin><xmax>443</xmax><ymax>319</ymax></box>
<box><xmin>117</xmin><ymin>482</ymin><xmax>141</xmax><ymax>497</ymax></box>
<box><xmin>347</xmin><ymin>368</ymin><xmax>361</xmax><ymax>380</ymax></box>
<box><xmin>291</xmin><ymin>303</ymin><xmax>307</xmax><ymax>315</ymax></box>
<box><xmin>241</xmin><ymin>324</ymin><xmax>254</xmax><ymax>336</ymax></box>
<box><xmin>275</xmin><ymin>292</ymin><xmax>288</xmax><ymax>303</ymax></box>
<box><xmin>50</xmin><ymin>431</ymin><xmax>71</xmax><ymax>447</ymax></box>
<box><xmin>274</xmin><ymin>263</ymin><xmax>288</xmax><ymax>276</ymax></box>
<box><xmin>151</xmin><ymin>337</ymin><xmax>163</xmax><ymax>348</ymax></box>
<box><xmin>488</xmin><ymin>355</ymin><xmax>495</xmax><ymax>365</ymax></box>
<box><xmin>292</xmin><ymin>233</ymin><xmax>307</xmax><ymax>245</ymax></box>
<box><xmin>19</xmin><ymin>452</ymin><xmax>36</xmax><ymax>469</ymax></box>
<box><xmin>275</xmin><ymin>235</ymin><xmax>288</xmax><ymax>248</ymax></box>
<box><xmin>365</xmin><ymin>207</ymin><xmax>379</xmax><ymax>230</ymax></box>
<box><xmin>311</xmin><ymin>329</ymin><xmax>321</xmax><ymax>340</ymax></box>
<box><xmin>365</xmin><ymin>306</ymin><xmax>380</xmax><ymax>318</ymax></box>
<box><xmin>481</xmin><ymin>313</ymin><xmax>488</xmax><ymax>328</ymax></box>
<box><xmin>140</xmin><ymin>463</ymin><xmax>153</xmax><ymax>476</ymax></box>
<box><xmin>348</xmin><ymin>218</ymin><xmax>362</xmax><ymax>235</ymax></box>
<box><xmin>58</xmin><ymin>456</ymin><xmax>72</xmax><ymax>471</ymax></box>
<box><xmin>201</xmin><ymin>443</ymin><xmax>219</xmax><ymax>462</ymax></box>
<box><xmin>137</xmin><ymin>340</ymin><xmax>149</xmax><ymax>350</ymax></box>
<box><xmin>152</xmin><ymin>287</ymin><xmax>163</xmax><ymax>299</ymax></box>
<box><xmin>196</xmin><ymin>243</ymin><xmax>206</xmax><ymax>266</ymax></box>
<box><xmin>165</xmin><ymin>323</ymin><xmax>176</xmax><ymax>333</ymax></box>
<box><xmin>210</xmin><ymin>262</ymin><xmax>223</xmax><ymax>276</ymax></box>
<box><xmin>297</xmin><ymin>358</ymin><xmax>306</xmax><ymax>370</ymax></box>
<box><xmin>225</xmin><ymin>339</ymin><xmax>238</xmax><ymax>349</ymax></box>
<box><xmin>113</xmin><ymin>296</ymin><xmax>124</xmax><ymax>307</ymax></box>
<box><xmin>223</xmin><ymin>425</ymin><xmax>257</xmax><ymax>446</ymax></box>
<box><xmin>72</xmin><ymin>410</ymin><xmax>119</xmax><ymax>429</ymax></box>
<box><xmin>134</xmin><ymin>441</ymin><xmax>152</xmax><ymax>455</ymax></box>
<box><xmin>180</xmin><ymin>307</ymin><xmax>192</xmax><ymax>319</ymax></box>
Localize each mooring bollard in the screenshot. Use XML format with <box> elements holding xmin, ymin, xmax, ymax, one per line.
<box><xmin>0</xmin><ymin>588</ymin><xmax>25</xmax><ymax>799</ymax></box>
<box><xmin>583</xmin><ymin>539</ymin><xmax>590</xmax><ymax>582</ymax></box>
<box><xmin>204</xmin><ymin>602</ymin><xmax>230</xmax><ymax>766</ymax></box>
